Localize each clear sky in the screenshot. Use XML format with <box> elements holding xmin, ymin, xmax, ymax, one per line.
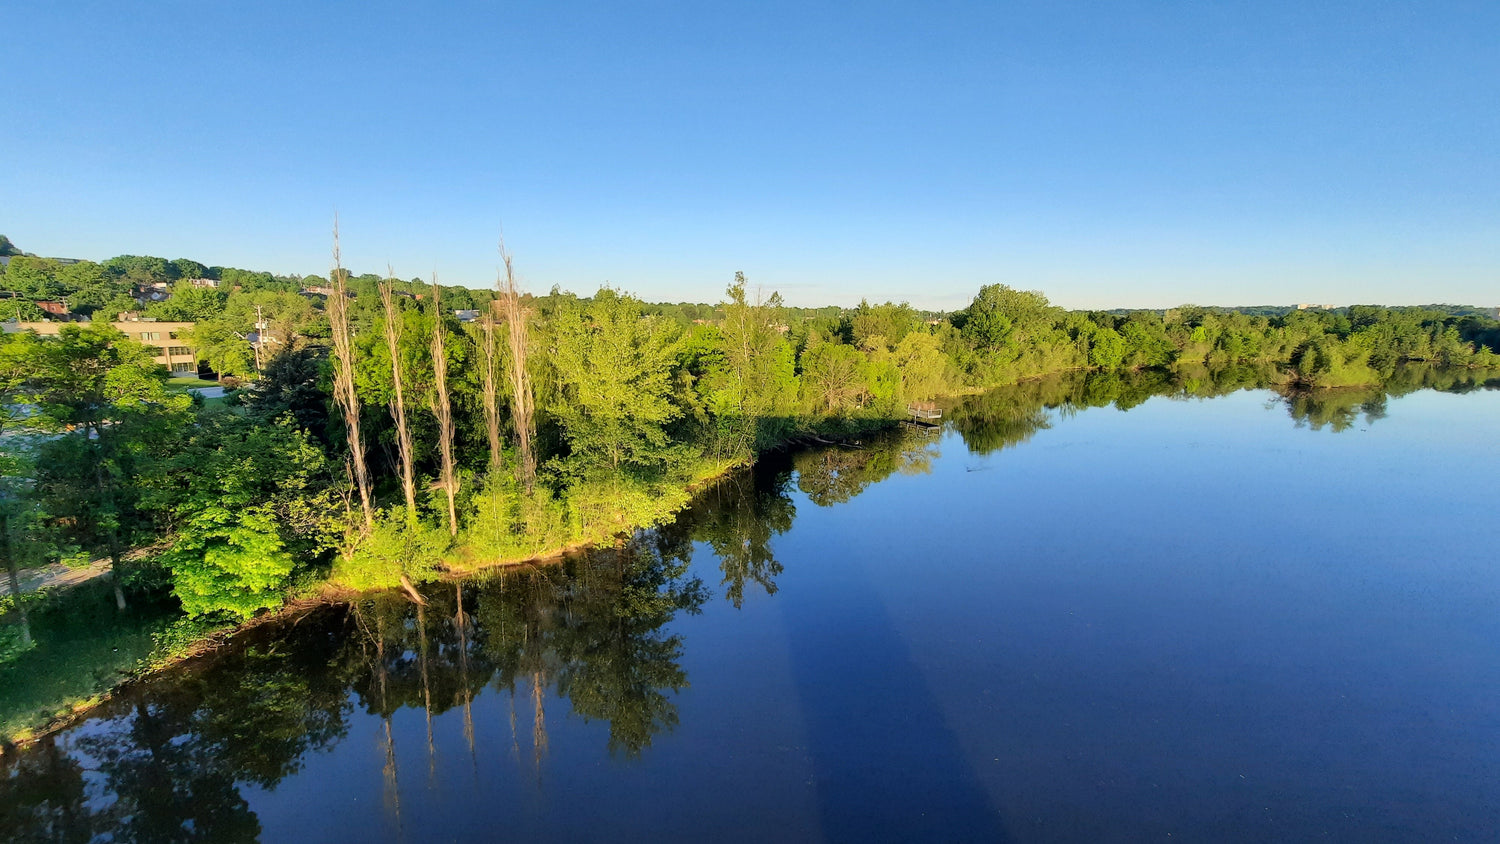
<box><xmin>2</xmin><ymin>1</ymin><xmax>1495</xmax><ymax>310</ymax></box>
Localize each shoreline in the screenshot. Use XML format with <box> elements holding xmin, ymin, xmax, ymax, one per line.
<box><xmin>1</xmin><ymin>451</ymin><xmax>766</xmax><ymax>752</ymax></box>
<box><xmin>8</xmin><ymin>359</ymin><xmax>1491</xmax><ymax>752</ymax></box>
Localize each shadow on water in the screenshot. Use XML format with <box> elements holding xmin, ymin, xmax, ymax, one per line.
<box><xmin>781</xmin><ymin>576</ymin><xmax>1009</xmax><ymax>843</ymax></box>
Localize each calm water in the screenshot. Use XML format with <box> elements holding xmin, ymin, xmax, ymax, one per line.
<box><xmin>4</xmin><ymin>370</ymin><xmax>1499</xmax><ymax>842</ymax></box>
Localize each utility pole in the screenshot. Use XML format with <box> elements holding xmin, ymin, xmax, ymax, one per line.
<box><xmin>253</xmin><ymin>304</ymin><xmax>266</xmax><ymax>371</ymax></box>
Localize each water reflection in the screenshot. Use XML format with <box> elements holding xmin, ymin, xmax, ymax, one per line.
<box><xmin>2</xmin><ymin>626</ymin><xmax>352</xmax><ymax>841</ymax></box>
<box><xmin>0</xmin><ymin>539</ymin><xmax>709</xmax><ymax>839</ymax></box>
<box><xmin>666</xmin><ymin>454</ymin><xmax>796</xmax><ymax>609</ymax></box>
<box><xmin>2</xmin><ymin>363</ymin><xmax>1497</xmax><ymax>840</ymax></box>
<box><xmin>945</xmin><ymin>363</ymin><xmax>1499</xmax><ymax>452</ymax></box>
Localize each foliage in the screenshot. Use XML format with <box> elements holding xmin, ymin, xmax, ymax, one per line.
<box><xmin>549</xmin><ymin>289</ymin><xmax>686</xmax><ymax>475</ymax></box>
<box><xmin>1</xmin><ymin>233</ymin><xmax>1496</xmax><ymax>691</ymax></box>
<box><xmin>144</xmin><ymin>414</ymin><xmax>338</xmax><ymax>618</ymax></box>
<box><xmin>145</xmin><ymin>280</ymin><xmax>227</xmax><ymax>321</ymax></box>
<box><xmin>699</xmin><ymin>273</ymin><xmax>800</xmax><ymax>452</ymax></box>
<box><xmin>18</xmin><ymin>323</ymin><xmax>188</xmax><ymax>433</ymax></box>
<box><xmin>332</xmin><ymin>512</ymin><xmax>448</xmax><ymax>593</ymax></box>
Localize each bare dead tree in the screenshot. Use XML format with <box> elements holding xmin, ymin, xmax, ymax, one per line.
<box><xmin>429</xmin><ymin>274</ymin><xmax>459</xmax><ymax>536</ymax></box>
<box><xmin>380</xmin><ymin>273</ymin><xmax>418</xmax><ymax>526</ymax></box>
<box><xmin>479</xmin><ymin>309</ymin><xmax>504</xmax><ymax>475</ymax></box>
<box><xmin>498</xmin><ymin>240</ymin><xmax>537</xmax><ymax>492</ymax></box>
<box><xmin>328</xmin><ymin>218</ymin><xmax>374</xmax><ymax>530</ymax></box>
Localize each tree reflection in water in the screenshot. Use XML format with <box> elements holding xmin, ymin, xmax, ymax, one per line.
<box><xmin>0</xmin><ymin>536</ymin><xmax>707</xmax><ymax>838</ymax></box>
<box><xmin>3</xmin><ymin>362</ymin><xmax>1494</xmax><ymax>839</ymax></box>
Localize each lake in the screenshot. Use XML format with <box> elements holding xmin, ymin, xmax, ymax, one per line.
<box><xmin>3</xmin><ymin>368</ymin><xmax>1498</xmax><ymax>841</ymax></box>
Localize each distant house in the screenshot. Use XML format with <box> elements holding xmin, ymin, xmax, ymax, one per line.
<box><xmin>299</xmin><ymin>285</ymin><xmax>357</xmax><ymax>299</ymax></box>
<box><xmin>187</xmin><ymin>277</ymin><xmax>219</xmax><ymax>289</ymax></box>
<box><xmin>454</xmin><ymin>309</ymin><xmax>480</xmax><ymax>323</ymax></box>
<box><xmin>132</xmin><ymin>282</ymin><xmax>170</xmax><ymax>304</ymax></box>
<box><xmin>36</xmin><ymin>301</ymin><xmax>70</xmax><ymax>317</ymax></box>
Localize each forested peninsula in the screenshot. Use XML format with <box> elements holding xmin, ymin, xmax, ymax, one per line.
<box><xmin>3</xmin><ymin>232</ymin><xmax>1499</xmax><ymax>743</ymax></box>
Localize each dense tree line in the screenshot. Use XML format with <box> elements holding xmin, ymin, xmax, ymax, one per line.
<box><xmin>2</xmin><ymin>232</ymin><xmax>1498</xmax><ymax>640</ymax></box>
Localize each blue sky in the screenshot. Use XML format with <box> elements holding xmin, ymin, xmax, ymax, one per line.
<box><xmin>2</xmin><ymin>1</ymin><xmax>1495</xmax><ymax>310</ymax></box>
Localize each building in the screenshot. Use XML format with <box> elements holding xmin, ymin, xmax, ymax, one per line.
<box><xmin>299</xmin><ymin>285</ymin><xmax>357</xmax><ymax>299</ymax></box>
<box><xmin>132</xmin><ymin>282</ymin><xmax>170</xmax><ymax>305</ymax></box>
<box><xmin>454</xmin><ymin>309</ymin><xmax>480</xmax><ymax>322</ymax></box>
<box><xmin>5</xmin><ymin>320</ymin><xmax>198</xmax><ymax>375</ymax></box>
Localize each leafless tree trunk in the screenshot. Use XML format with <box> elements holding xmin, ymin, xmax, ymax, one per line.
<box><xmin>498</xmin><ymin>242</ymin><xmax>537</xmax><ymax>492</ymax></box>
<box><xmin>380</xmin><ymin>275</ymin><xmax>418</xmax><ymax>526</ymax></box>
<box><xmin>328</xmin><ymin>218</ymin><xmax>374</xmax><ymax>530</ymax></box>
<box><xmin>430</xmin><ymin>275</ymin><xmax>459</xmax><ymax>536</ymax></box>
<box><xmin>479</xmin><ymin>312</ymin><xmax>504</xmax><ymax>475</ymax></box>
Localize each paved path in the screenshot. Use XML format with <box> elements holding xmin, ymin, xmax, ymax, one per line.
<box><xmin>2</xmin><ymin>558</ymin><xmax>113</xmax><ymax>597</ymax></box>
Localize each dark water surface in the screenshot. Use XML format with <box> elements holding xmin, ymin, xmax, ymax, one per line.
<box><xmin>5</xmin><ymin>371</ymin><xmax>1499</xmax><ymax>841</ymax></box>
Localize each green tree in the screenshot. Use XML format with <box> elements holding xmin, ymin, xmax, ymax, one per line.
<box><xmin>958</xmin><ymin>284</ymin><xmax>1054</xmax><ymax>349</ymax></box>
<box><xmin>145</xmin><ymin>415</ymin><xmax>336</xmax><ymax>618</ymax></box>
<box><xmin>1087</xmin><ymin>325</ymin><xmax>1127</xmax><ymax>369</ymax></box>
<box><xmin>187</xmin><ymin>320</ymin><xmax>253</xmax><ymax>377</ymax></box>
<box><xmin>2</xmin><ymin>256</ymin><xmax>64</xmax><ymax>300</ymax></box>
<box><xmin>57</xmin><ymin>261</ymin><xmax>127</xmax><ymax>317</ymax></box>
<box><xmin>849</xmin><ymin>300</ymin><xmax>921</xmax><ymax>350</ymax></box>
<box><xmin>800</xmin><ymin>340</ymin><xmax>865</xmax><ymax>415</ymax></box>
<box><xmin>890</xmin><ymin>331</ymin><xmax>948</xmax><ymax>401</ymax></box>
<box><xmin>705</xmin><ymin>273</ymin><xmax>798</xmax><ymax>451</ymax></box>
<box><xmin>101</xmin><ymin>255</ymin><xmax>176</xmax><ymax>286</ymax></box>
<box><xmin>22</xmin><ymin>324</ymin><xmax>190</xmax><ymax>608</ymax></box>
<box><xmin>170</xmin><ymin>258</ymin><xmax>209</xmax><ymax>280</ymax></box>
<box><xmin>147</xmin><ymin>280</ymin><xmax>227</xmax><ymax>322</ymax></box>
<box><xmin>549</xmin><ymin>289</ymin><xmax>683</xmax><ymax>475</ymax></box>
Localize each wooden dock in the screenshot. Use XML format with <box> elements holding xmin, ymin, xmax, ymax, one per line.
<box><xmin>905</xmin><ymin>403</ymin><xmax>942</xmax><ymax>428</ymax></box>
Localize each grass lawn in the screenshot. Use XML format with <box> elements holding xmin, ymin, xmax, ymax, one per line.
<box><xmin>168</xmin><ymin>375</ymin><xmax>219</xmax><ymax>389</ymax></box>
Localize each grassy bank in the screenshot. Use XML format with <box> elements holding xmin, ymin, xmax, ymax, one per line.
<box><xmin>1</xmin><ymin>440</ymin><xmax>795</xmax><ymax>748</ymax></box>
